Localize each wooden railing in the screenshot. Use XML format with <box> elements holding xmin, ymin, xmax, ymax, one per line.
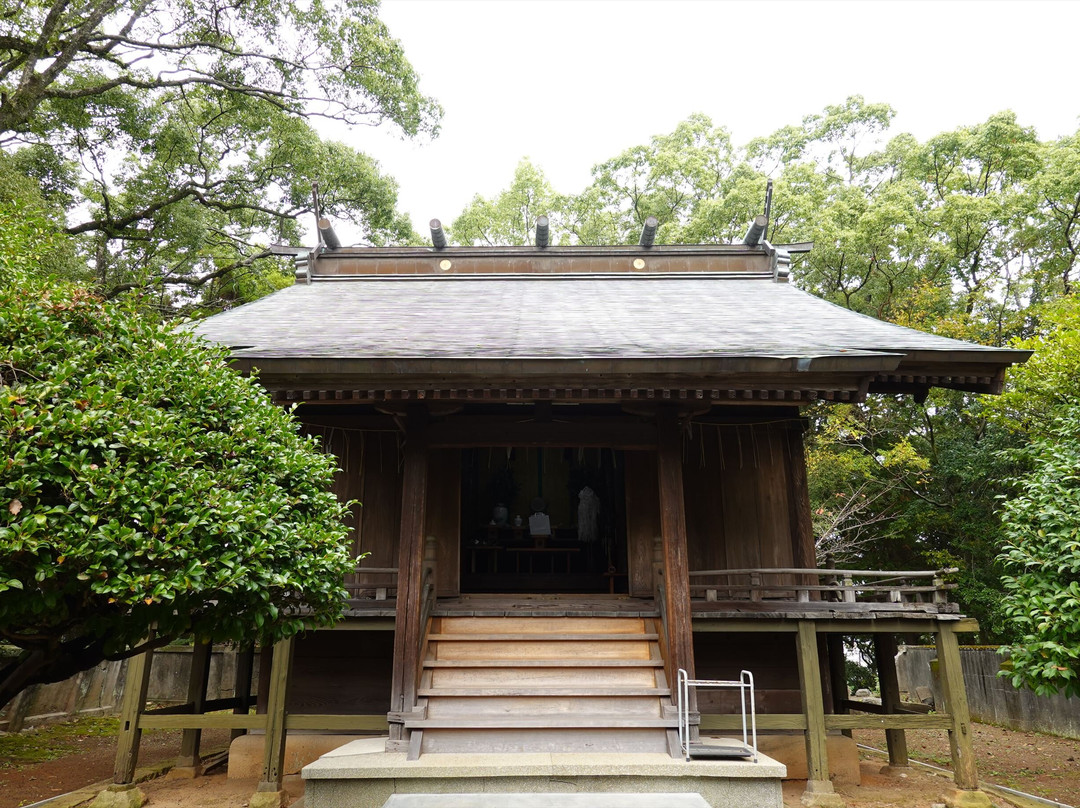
<box><xmin>688</xmin><ymin>567</ymin><xmax>958</xmax><ymax>606</ymax></box>
<box><xmin>344</xmin><ymin>566</ymin><xmax>399</xmax><ymax>600</ymax></box>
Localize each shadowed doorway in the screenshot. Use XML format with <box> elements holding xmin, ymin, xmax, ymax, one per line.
<box><xmin>459</xmin><ymin>447</ymin><xmax>627</xmax><ymax>593</ymax></box>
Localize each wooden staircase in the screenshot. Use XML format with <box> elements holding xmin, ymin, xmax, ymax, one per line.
<box><xmin>404</xmin><ymin>616</ymin><xmax>678</xmax><ymax>757</ymax></box>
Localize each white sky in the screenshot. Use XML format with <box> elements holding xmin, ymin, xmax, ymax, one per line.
<box><xmin>335</xmin><ymin>0</ymin><xmax>1080</xmax><ymax>240</ymax></box>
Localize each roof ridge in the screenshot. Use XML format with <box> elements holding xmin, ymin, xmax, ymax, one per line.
<box><xmin>308</xmin><ymin>272</ymin><xmax>776</xmax><ymax>282</ymax></box>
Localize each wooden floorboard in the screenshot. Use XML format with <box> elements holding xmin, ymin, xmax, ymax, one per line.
<box><xmin>417</xmin><ymin>687</ymin><xmax>671</xmax><ymax>697</ymax></box>
<box><xmin>426</xmin><ymin>633</ymin><xmax>660</xmax><ymax>642</ymax></box>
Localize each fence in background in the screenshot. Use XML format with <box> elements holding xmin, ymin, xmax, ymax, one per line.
<box><xmin>896</xmin><ymin>645</ymin><xmax>1080</xmax><ymax>740</ymax></box>
<box><xmin>0</xmin><ymin>646</ymin><xmax>255</xmax><ymax>732</ymax></box>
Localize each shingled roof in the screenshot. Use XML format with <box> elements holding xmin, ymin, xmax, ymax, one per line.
<box><xmin>190</xmin><ymin>244</ymin><xmax>1029</xmax><ymax>403</ymax></box>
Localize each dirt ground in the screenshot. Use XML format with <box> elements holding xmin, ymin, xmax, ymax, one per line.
<box><xmin>0</xmin><ymin>724</ymin><xmax>231</xmax><ymax>808</ymax></box>
<box><xmin>2</xmin><ymin>722</ymin><xmax>1079</xmax><ymax>808</ymax></box>
<box><xmin>853</xmin><ymin>725</ymin><xmax>1080</xmax><ymax>806</ymax></box>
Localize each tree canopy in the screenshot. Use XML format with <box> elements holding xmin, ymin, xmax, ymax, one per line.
<box><xmin>1</xmin><ymin>0</ymin><xmax>440</xmax><ymax>313</ymax></box>
<box><xmin>0</xmin><ymin>277</ymin><xmax>354</xmax><ymax>707</ymax></box>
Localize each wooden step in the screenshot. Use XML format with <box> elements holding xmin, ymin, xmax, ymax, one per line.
<box><xmin>405</xmin><ymin>715</ymin><xmax>678</xmax><ymax>729</ymax></box>
<box><xmin>424</xmin><ymin>659</ymin><xmax>663</xmax><ymax>668</ymax></box>
<box><xmin>418</xmin><ymin>687</ymin><xmax>671</xmax><ymax>697</ymax></box>
<box><xmin>424</xmin><ymin>695</ymin><xmax>663</xmax><ymax>718</ymax></box>
<box><xmin>426</xmin><ymin>633</ymin><xmax>659</xmax><ymax>642</ymax></box>
<box><xmin>435</xmin><ymin>640</ymin><xmax>651</xmax><ymax>661</ymax></box>
<box><xmin>434</xmin><ymin>616</ymin><xmax>647</xmax><ymax>634</ymax></box>
<box><xmin>430</xmin><ymin>667</ymin><xmax>659</xmax><ymax>687</ymax></box>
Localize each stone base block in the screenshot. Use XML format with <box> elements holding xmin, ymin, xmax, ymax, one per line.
<box><xmin>302</xmin><ymin>743</ymin><xmax>787</xmax><ymax>808</ymax></box>
<box><xmin>800</xmin><ymin>779</ymin><xmax>845</xmax><ymax>807</ymax></box>
<box><xmin>944</xmin><ymin>789</ymin><xmax>994</xmax><ymax>808</ymax></box>
<box><xmin>249</xmin><ymin>789</ymin><xmax>289</xmax><ymax>808</ymax></box>
<box><xmin>228</xmin><ymin>734</ymin><xmax>367</xmax><ymax>779</ymax></box>
<box><xmin>89</xmin><ymin>784</ymin><xmax>147</xmax><ymax>808</ymax></box>
<box><xmin>752</xmin><ymin>734</ymin><xmax>861</xmax><ymax>786</ymax></box>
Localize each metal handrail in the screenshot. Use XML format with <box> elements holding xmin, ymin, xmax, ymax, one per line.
<box><xmin>677</xmin><ymin>668</ymin><xmax>757</xmax><ymax>763</ymax></box>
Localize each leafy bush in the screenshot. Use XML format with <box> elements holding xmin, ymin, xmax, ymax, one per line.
<box><xmin>998</xmin><ymin>402</ymin><xmax>1080</xmax><ymax>697</ymax></box>
<box><xmin>0</xmin><ymin>279</ymin><xmax>353</xmax><ymax>705</ymax></box>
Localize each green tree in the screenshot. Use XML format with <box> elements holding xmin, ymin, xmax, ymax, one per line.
<box><xmin>997</xmin><ymin>401</ymin><xmax>1080</xmax><ymax>696</ymax></box>
<box><xmin>1</xmin><ymin>0</ymin><xmax>440</xmax><ymax>312</ymax></box>
<box><xmin>0</xmin><ymin>277</ymin><xmax>354</xmax><ymax>707</ymax></box>
<box><xmin>0</xmin><ymin>150</ymin><xmax>82</xmax><ymax>285</ymax></box>
<box><xmin>986</xmin><ymin>296</ymin><xmax>1080</xmax><ymax>693</ymax></box>
<box><xmin>451</xmin><ymin>159</ymin><xmax>560</xmax><ymax>246</ymax></box>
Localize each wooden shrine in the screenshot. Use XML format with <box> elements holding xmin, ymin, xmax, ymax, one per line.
<box><xmin>111</xmin><ymin>222</ymin><xmax>1029</xmax><ymax>808</ymax></box>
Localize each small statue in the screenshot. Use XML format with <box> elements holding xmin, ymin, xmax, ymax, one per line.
<box><xmin>578</xmin><ymin>486</ymin><xmax>600</xmax><ymax>544</ymax></box>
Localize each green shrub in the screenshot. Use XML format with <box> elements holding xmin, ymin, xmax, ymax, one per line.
<box><xmin>0</xmin><ymin>279</ymin><xmax>353</xmax><ymax>705</ymax></box>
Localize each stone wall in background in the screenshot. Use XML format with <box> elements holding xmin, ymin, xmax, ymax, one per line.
<box><xmin>896</xmin><ymin>645</ymin><xmax>1080</xmax><ymax>740</ymax></box>
<box><xmin>0</xmin><ymin>646</ymin><xmax>257</xmax><ymax>732</ymax></box>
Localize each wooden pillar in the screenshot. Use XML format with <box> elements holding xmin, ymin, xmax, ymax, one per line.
<box><xmin>796</xmin><ymin>621</ymin><xmax>843</xmax><ymax>806</ymax></box>
<box><xmin>389</xmin><ymin>406</ymin><xmax>429</xmax><ymax>742</ymax></box>
<box><xmin>936</xmin><ymin>622</ymin><xmax>980</xmax><ymax>791</ymax></box>
<box><xmin>825</xmin><ymin>633</ymin><xmax>851</xmax><ymax>739</ymax></box>
<box><xmin>255</xmin><ymin>635</ymin><xmax>295</xmax><ymax>797</ymax></box>
<box><xmin>656</xmin><ymin>406</ymin><xmax>695</xmax><ymax>685</ymax></box>
<box><xmin>176</xmin><ymin>640</ymin><xmax>213</xmax><ymax>773</ymax></box>
<box><xmin>232</xmin><ymin>643</ymin><xmax>257</xmax><ymax>742</ymax></box>
<box><xmin>114</xmin><ymin>647</ymin><xmax>153</xmax><ymax>784</ymax></box>
<box><xmin>874</xmin><ymin>633</ymin><xmax>909</xmax><ymax>768</ymax></box>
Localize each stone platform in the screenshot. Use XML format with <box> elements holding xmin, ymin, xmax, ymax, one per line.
<box><xmin>381</xmin><ymin>794</ymin><xmax>711</xmax><ymax>808</ymax></box>
<box><xmin>301</xmin><ymin>738</ymin><xmax>786</xmax><ymax>808</ymax></box>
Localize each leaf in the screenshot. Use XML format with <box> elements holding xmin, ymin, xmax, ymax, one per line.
<box><xmin>8</xmin><ymin>499</ymin><xmax>22</xmax><ymax>515</ymax></box>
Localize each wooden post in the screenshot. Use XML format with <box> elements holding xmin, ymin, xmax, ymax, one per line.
<box><xmin>389</xmin><ymin>406</ymin><xmax>429</xmax><ymax>744</ymax></box>
<box><xmin>936</xmin><ymin>622</ymin><xmax>981</xmax><ymax>792</ymax></box>
<box><xmin>232</xmin><ymin>643</ymin><xmax>257</xmax><ymax>742</ymax></box>
<box><xmin>825</xmin><ymin>633</ymin><xmax>851</xmax><ymax>739</ymax></box>
<box><xmin>113</xmin><ymin>647</ymin><xmax>153</xmax><ymax>784</ymax></box>
<box><xmin>176</xmin><ymin>640</ymin><xmax>213</xmax><ymax>774</ymax></box>
<box><xmin>796</xmin><ymin>621</ymin><xmax>843</xmax><ymax>806</ymax></box>
<box><xmin>255</xmin><ymin>635</ymin><xmax>294</xmax><ymax>797</ymax></box>
<box><xmin>874</xmin><ymin>633</ymin><xmax>909</xmax><ymax>768</ymax></box>
<box><xmin>656</xmin><ymin>406</ymin><xmax>695</xmax><ymax>686</ymax></box>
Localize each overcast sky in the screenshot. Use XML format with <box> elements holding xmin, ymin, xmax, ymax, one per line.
<box><xmin>336</xmin><ymin>0</ymin><xmax>1080</xmax><ymax>239</ymax></box>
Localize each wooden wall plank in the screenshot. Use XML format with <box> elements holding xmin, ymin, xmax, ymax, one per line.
<box><xmin>681</xmin><ymin>425</ymin><xmax>727</xmax><ymax>572</ymax></box>
<box><xmin>719</xmin><ymin>424</ymin><xmax>761</xmax><ymax>570</ymax></box>
<box><xmin>427</xmin><ymin>449</ymin><xmax>461</xmax><ymax>597</ymax></box>
<box><xmin>756</xmin><ymin>424</ymin><xmax>793</xmax><ymax>570</ymax></box>
<box><xmin>359</xmin><ymin>432</ymin><xmax>403</xmax><ymax>568</ymax></box>
<box><xmin>785</xmin><ymin>419</ymin><xmax>816</xmax><ymax>570</ymax></box>
<box><xmin>624</xmin><ymin>451</ymin><xmax>661</xmax><ymax>597</ymax></box>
